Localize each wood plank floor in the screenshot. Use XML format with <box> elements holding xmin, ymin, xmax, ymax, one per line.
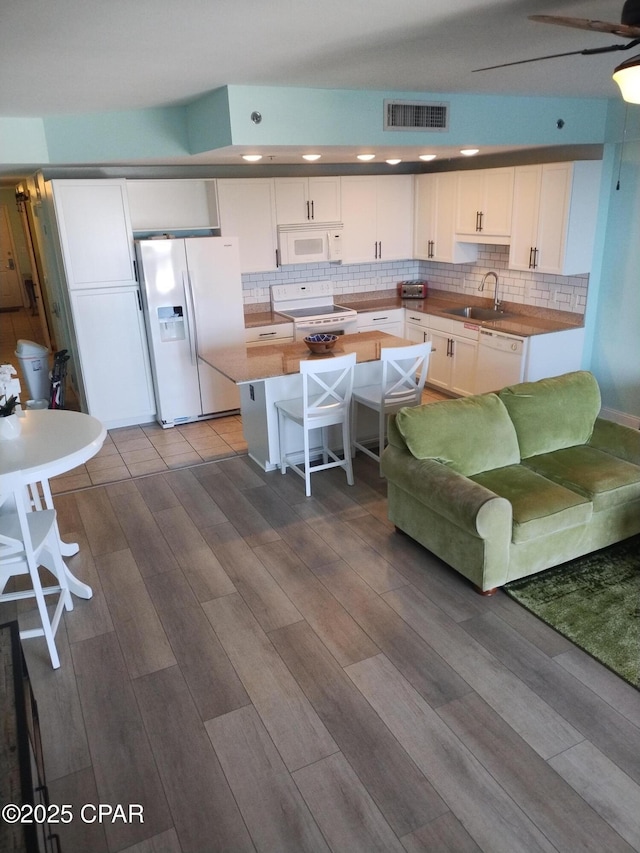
<box><xmin>3</xmin><ymin>453</ymin><xmax>640</xmax><ymax>853</ymax></box>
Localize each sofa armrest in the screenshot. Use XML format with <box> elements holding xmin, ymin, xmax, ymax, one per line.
<box><xmin>381</xmin><ymin>445</ymin><xmax>512</xmax><ymax>540</ymax></box>
<box><xmin>589</xmin><ymin>417</ymin><xmax>640</xmax><ymax>465</ymax></box>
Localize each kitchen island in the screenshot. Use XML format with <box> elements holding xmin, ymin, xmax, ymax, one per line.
<box><xmin>201</xmin><ymin>331</ymin><xmax>415</xmax><ymax>471</ymax></box>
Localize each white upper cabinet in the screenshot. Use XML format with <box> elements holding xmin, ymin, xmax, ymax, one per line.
<box><xmin>127</xmin><ymin>180</ymin><xmax>218</xmax><ymax>231</ymax></box>
<box><xmin>49</xmin><ymin>179</ymin><xmax>135</xmax><ymax>289</ymax></box>
<box><xmin>414</xmin><ymin>172</ymin><xmax>478</xmax><ymax>264</ymax></box>
<box><xmin>509</xmin><ymin>161</ymin><xmax>602</xmax><ymax>275</ymax></box>
<box><xmin>455</xmin><ymin>167</ymin><xmax>514</xmax><ymax>243</ymax></box>
<box><xmin>217</xmin><ymin>178</ymin><xmax>278</xmax><ymax>273</ymax></box>
<box><xmin>341</xmin><ymin>175</ymin><xmax>413</xmax><ymax>263</ymax></box>
<box><xmin>274</xmin><ymin>177</ymin><xmax>341</xmax><ymax>224</ymax></box>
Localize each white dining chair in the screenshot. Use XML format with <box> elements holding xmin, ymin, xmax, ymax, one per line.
<box><xmin>0</xmin><ymin>472</ymin><xmax>72</xmax><ymax>669</ymax></box>
<box><xmin>352</xmin><ymin>341</ymin><xmax>432</xmax><ymax>473</ymax></box>
<box><xmin>274</xmin><ymin>352</ymin><xmax>357</xmax><ymax>497</ymax></box>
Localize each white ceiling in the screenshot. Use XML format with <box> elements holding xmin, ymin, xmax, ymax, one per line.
<box><xmin>0</xmin><ymin>0</ymin><xmax>632</xmax><ymax>172</ymax></box>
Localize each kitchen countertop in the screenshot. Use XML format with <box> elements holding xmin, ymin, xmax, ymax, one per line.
<box><xmin>244</xmin><ymin>289</ymin><xmax>584</xmax><ymax>338</ymax></box>
<box><xmin>201</xmin><ymin>331</ymin><xmax>415</xmax><ymax>384</ymax></box>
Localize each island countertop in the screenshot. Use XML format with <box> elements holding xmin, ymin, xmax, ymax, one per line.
<box><xmin>201</xmin><ymin>331</ymin><xmax>414</xmax><ymax>384</ymax></box>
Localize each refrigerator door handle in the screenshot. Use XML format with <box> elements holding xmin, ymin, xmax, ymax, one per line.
<box><xmin>183</xmin><ymin>271</ymin><xmax>198</xmax><ymax>366</ymax></box>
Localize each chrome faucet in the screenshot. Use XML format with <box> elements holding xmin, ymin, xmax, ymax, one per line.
<box><xmin>479</xmin><ymin>271</ymin><xmax>501</xmax><ymax>312</ymax></box>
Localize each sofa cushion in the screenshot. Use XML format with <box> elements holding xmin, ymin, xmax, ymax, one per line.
<box><xmin>470</xmin><ymin>464</ymin><xmax>592</xmax><ymax>543</ymax></box>
<box><xmin>523</xmin><ymin>445</ymin><xmax>640</xmax><ymax>512</ymax></box>
<box><xmin>498</xmin><ymin>371</ymin><xmax>601</xmax><ymax>459</ymax></box>
<box><xmin>395</xmin><ymin>393</ymin><xmax>521</xmax><ymax>476</ymax></box>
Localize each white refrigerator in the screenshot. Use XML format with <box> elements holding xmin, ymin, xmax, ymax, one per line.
<box><xmin>135</xmin><ymin>236</ymin><xmax>244</xmax><ymax>428</ymax></box>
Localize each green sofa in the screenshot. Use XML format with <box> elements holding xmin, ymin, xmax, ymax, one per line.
<box><xmin>382</xmin><ymin>371</ymin><xmax>640</xmax><ymax>593</ymax></box>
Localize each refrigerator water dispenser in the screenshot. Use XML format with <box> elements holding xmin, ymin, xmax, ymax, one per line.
<box><xmin>158</xmin><ymin>306</ymin><xmax>186</xmax><ymax>342</ymax></box>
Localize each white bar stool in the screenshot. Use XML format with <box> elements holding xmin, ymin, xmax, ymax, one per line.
<box><xmin>0</xmin><ymin>472</ymin><xmax>72</xmax><ymax>669</ymax></box>
<box><xmin>352</xmin><ymin>342</ymin><xmax>432</xmax><ymax>473</ymax></box>
<box><xmin>275</xmin><ymin>352</ymin><xmax>357</xmax><ymax>497</ymax></box>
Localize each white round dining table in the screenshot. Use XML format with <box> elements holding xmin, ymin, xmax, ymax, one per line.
<box><xmin>1</xmin><ymin>409</ymin><xmax>107</xmax><ymax>599</ymax></box>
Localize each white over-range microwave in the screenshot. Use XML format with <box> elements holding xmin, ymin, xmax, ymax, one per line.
<box><xmin>277</xmin><ymin>222</ymin><xmax>343</xmax><ymax>266</ymax></box>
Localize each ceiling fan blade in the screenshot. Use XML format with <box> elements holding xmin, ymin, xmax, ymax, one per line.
<box><xmin>473</xmin><ymin>41</ymin><xmax>638</xmax><ymax>73</ymax></box>
<box><xmin>529</xmin><ymin>15</ymin><xmax>640</xmax><ymax>39</ymax></box>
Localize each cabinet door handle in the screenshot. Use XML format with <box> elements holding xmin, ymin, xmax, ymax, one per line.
<box><xmin>306</xmin><ymin>201</ymin><xmax>310</xmax><ymax>220</ymax></box>
<box><xmin>276</xmin><ymin>248</ymin><xmax>280</xmax><ymax>268</ymax></box>
<box><xmin>450</xmin><ymin>338</ymin><xmax>455</xmax><ymax>357</ymax></box>
<box><xmin>258</xmin><ymin>331</ymin><xmax>277</xmax><ymax>338</ymax></box>
<box><xmin>378</xmin><ymin>241</ymin><xmax>382</xmax><ymax>259</ymax></box>
<box><xmin>311</xmin><ymin>200</ymin><xmax>314</xmax><ymax>220</ymax></box>
<box><xmin>476</xmin><ymin>211</ymin><xmax>483</xmax><ymax>232</ymax></box>
<box><xmin>133</xmin><ymin>259</ymin><xmax>138</xmax><ymax>282</ymax></box>
<box><xmin>529</xmin><ymin>247</ymin><xmax>534</xmax><ymax>269</ymax></box>
<box><xmin>533</xmin><ymin>247</ymin><xmax>539</xmax><ymax>269</ymax></box>
<box><xmin>136</xmin><ymin>290</ymin><xmax>142</xmax><ymax>311</ymax></box>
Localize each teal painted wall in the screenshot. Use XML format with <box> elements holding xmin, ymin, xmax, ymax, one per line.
<box><xmin>225</xmin><ymin>85</ymin><xmax>608</xmax><ymax>148</ymax></box>
<box><xmin>43</xmin><ymin>106</ymin><xmax>190</xmax><ymax>162</ymax></box>
<box><xmin>186</xmin><ymin>87</ymin><xmax>232</xmax><ymax>154</ymax></box>
<box><xmin>0</xmin><ymin>117</ymin><xmax>49</xmax><ymax>164</ymax></box>
<box><xmin>0</xmin><ymin>86</ymin><xmax>610</xmax><ymax>166</ymax></box>
<box><xmin>585</xmin><ymin>104</ymin><xmax>640</xmax><ymax>419</ymax></box>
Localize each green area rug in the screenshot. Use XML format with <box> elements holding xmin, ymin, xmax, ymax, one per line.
<box><xmin>504</xmin><ymin>536</ymin><xmax>640</xmax><ymax>689</ymax></box>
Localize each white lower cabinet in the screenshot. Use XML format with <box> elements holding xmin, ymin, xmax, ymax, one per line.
<box><xmin>404</xmin><ymin>311</ymin><xmax>478</xmax><ymax>396</ymax></box>
<box><xmin>403</xmin><ymin>309</ymin><xmax>430</xmax><ymax>342</ymax></box>
<box><xmin>245</xmin><ymin>322</ymin><xmax>294</xmax><ymax>347</ymax></box>
<box><xmin>70</xmin><ymin>286</ymin><xmax>156</xmax><ymax>428</ymax></box>
<box><xmin>357</xmin><ymin>308</ymin><xmax>404</xmax><ymax>336</ymax></box>
<box><xmin>427</xmin><ymin>323</ymin><xmax>478</xmax><ymax>397</ymax></box>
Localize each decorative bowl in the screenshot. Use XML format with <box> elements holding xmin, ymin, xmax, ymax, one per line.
<box><xmin>304</xmin><ymin>333</ymin><xmax>338</xmax><ymax>354</ymax></box>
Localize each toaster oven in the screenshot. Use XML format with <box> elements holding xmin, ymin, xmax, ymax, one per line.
<box><xmin>398</xmin><ymin>280</ymin><xmax>428</xmax><ymax>299</ymax></box>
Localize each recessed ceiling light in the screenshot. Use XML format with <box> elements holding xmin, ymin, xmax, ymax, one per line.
<box><xmin>242</xmin><ymin>154</ymin><xmax>262</xmax><ymax>162</ymax></box>
<box><xmin>386</xmin><ymin>159</ymin><xmax>402</xmax><ymax>165</ymax></box>
<box><xmin>460</xmin><ymin>148</ymin><xmax>479</xmax><ymax>156</ymax></box>
<box><xmin>302</xmin><ymin>154</ymin><xmax>321</xmax><ymax>161</ymax></box>
<box><xmin>419</xmin><ymin>154</ymin><xmax>437</xmax><ymax>162</ymax></box>
<box><xmin>357</xmin><ymin>154</ymin><xmax>376</xmax><ymax>161</ymax></box>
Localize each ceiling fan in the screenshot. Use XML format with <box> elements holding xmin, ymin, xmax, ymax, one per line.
<box><xmin>473</xmin><ymin>0</ymin><xmax>640</xmax><ymax>101</ymax></box>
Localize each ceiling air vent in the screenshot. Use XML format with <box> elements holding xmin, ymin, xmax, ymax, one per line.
<box><xmin>384</xmin><ymin>99</ymin><xmax>449</xmax><ymax>132</ymax></box>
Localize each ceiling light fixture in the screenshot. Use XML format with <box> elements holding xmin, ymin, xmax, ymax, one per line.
<box><xmin>357</xmin><ymin>154</ymin><xmax>375</xmax><ymax>161</ymax></box>
<box><xmin>460</xmin><ymin>148</ymin><xmax>480</xmax><ymax>156</ymax></box>
<box><xmin>613</xmin><ymin>54</ymin><xmax>640</xmax><ymax>103</ymax></box>
<box><xmin>419</xmin><ymin>154</ymin><xmax>437</xmax><ymax>161</ymax></box>
<box><xmin>386</xmin><ymin>159</ymin><xmax>402</xmax><ymax>165</ymax></box>
<box><xmin>242</xmin><ymin>154</ymin><xmax>262</xmax><ymax>162</ymax></box>
<box><xmin>302</xmin><ymin>154</ymin><xmax>321</xmax><ymax>161</ymax></box>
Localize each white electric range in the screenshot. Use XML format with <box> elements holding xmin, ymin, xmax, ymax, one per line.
<box><xmin>271</xmin><ymin>281</ymin><xmax>358</xmax><ymax>341</ymax></box>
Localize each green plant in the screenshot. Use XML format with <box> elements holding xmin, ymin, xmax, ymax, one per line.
<box><xmin>0</xmin><ymin>394</ymin><xmax>18</xmax><ymax>417</ymax></box>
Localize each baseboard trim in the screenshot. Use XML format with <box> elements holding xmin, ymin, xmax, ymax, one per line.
<box><xmin>600</xmin><ymin>407</ymin><xmax>640</xmax><ymax>429</ymax></box>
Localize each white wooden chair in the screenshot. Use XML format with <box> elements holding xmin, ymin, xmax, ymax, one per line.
<box><xmin>0</xmin><ymin>472</ymin><xmax>72</xmax><ymax>669</ymax></box>
<box><xmin>275</xmin><ymin>352</ymin><xmax>356</xmax><ymax>497</ymax></box>
<box><xmin>352</xmin><ymin>342</ymin><xmax>432</xmax><ymax>473</ymax></box>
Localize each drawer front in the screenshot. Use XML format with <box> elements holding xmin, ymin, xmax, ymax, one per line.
<box><xmin>246</xmin><ymin>323</ymin><xmax>294</xmax><ymax>345</ymax></box>
<box><xmin>404</xmin><ymin>309</ymin><xmax>430</xmax><ymax>329</ymax></box>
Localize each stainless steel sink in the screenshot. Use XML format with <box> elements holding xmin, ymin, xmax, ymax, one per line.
<box><xmin>444</xmin><ymin>306</ymin><xmax>510</xmax><ymax>322</ymax></box>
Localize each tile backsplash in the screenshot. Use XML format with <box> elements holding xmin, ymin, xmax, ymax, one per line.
<box><xmin>241</xmin><ymin>245</ymin><xmax>588</xmax><ymax>314</ymax></box>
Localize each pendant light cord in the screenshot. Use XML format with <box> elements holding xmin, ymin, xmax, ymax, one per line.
<box><xmin>616</xmin><ymin>104</ymin><xmax>629</xmax><ymax>190</ymax></box>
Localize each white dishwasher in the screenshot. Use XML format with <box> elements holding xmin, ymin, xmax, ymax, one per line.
<box><xmin>475</xmin><ymin>329</ymin><xmax>526</xmax><ymax>394</ymax></box>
